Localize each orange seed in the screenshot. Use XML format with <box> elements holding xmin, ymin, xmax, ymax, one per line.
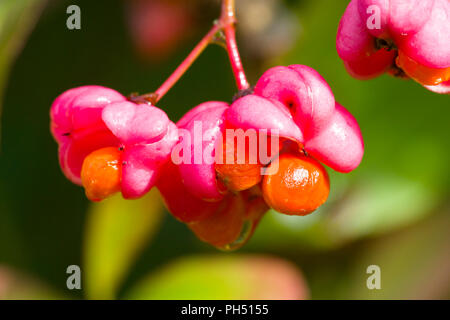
<box><xmin>81</xmin><ymin>147</ymin><xmax>122</xmax><ymax>202</ymax></box>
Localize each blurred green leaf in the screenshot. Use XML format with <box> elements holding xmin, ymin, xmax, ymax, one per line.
<box><xmin>83</xmin><ymin>190</ymin><xmax>164</xmax><ymax>299</ymax></box>
<box><xmin>0</xmin><ymin>0</ymin><xmax>46</xmax><ymax>130</ymax></box>
<box><xmin>326</xmin><ymin>175</ymin><xmax>437</xmax><ymax>240</ymax></box>
<box><xmin>126</xmin><ymin>255</ymin><xmax>309</xmax><ymax>300</ymax></box>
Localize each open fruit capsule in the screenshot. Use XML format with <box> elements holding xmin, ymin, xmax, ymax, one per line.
<box><xmin>262</xmin><ymin>152</ymin><xmax>330</xmax><ymax>216</ymax></box>
<box><xmin>81</xmin><ymin>147</ymin><xmax>122</xmax><ymax>202</ymax></box>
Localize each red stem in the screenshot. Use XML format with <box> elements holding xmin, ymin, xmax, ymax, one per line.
<box><xmin>221</xmin><ymin>0</ymin><xmax>249</xmax><ymax>90</ymax></box>
<box><xmin>224</xmin><ymin>25</ymin><xmax>249</xmax><ymax>90</ymax></box>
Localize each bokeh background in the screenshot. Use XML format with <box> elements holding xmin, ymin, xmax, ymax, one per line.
<box><xmin>0</xmin><ymin>0</ymin><xmax>449</xmax><ymax>300</ymax></box>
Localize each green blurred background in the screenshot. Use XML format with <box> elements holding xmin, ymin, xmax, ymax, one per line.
<box><xmin>0</xmin><ymin>0</ymin><xmax>449</xmax><ymax>300</ymax></box>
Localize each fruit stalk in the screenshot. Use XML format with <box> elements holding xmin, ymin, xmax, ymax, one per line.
<box><xmin>135</xmin><ymin>0</ymin><xmax>248</xmax><ymax>104</ymax></box>
<box><xmin>221</xmin><ymin>0</ymin><xmax>249</xmax><ymax>90</ymax></box>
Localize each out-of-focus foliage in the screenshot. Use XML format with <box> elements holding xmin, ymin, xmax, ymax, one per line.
<box><xmin>237</xmin><ymin>0</ymin><xmax>300</xmax><ymax>61</ymax></box>
<box><xmin>0</xmin><ymin>0</ymin><xmax>47</xmax><ymax>287</ymax></box>
<box><xmin>84</xmin><ymin>190</ymin><xmax>164</xmax><ymax>299</ymax></box>
<box><xmin>126</xmin><ymin>255</ymin><xmax>308</xmax><ymax>300</ymax></box>
<box><xmin>0</xmin><ymin>0</ymin><xmax>449</xmax><ymax>300</ymax></box>
<box><xmin>0</xmin><ymin>265</ymin><xmax>62</xmax><ymax>300</ymax></box>
<box><xmin>0</xmin><ymin>0</ymin><xmax>45</xmax><ymax>125</ymax></box>
<box><xmin>344</xmin><ymin>209</ymin><xmax>450</xmax><ymax>299</ymax></box>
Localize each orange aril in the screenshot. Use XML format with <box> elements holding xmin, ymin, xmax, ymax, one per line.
<box><xmin>81</xmin><ymin>147</ymin><xmax>122</xmax><ymax>202</ymax></box>
<box><xmin>396</xmin><ymin>50</ymin><xmax>450</xmax><ymax>86</ymax></box>
<box><xmin>215</xmin><ymin>135</ymin><xmax>263</xmax><ymax>192</ymax></box>
<box><xmin>262</xmin><ymin>152</ymin><xmax>330</xmax><ymax>216</ymax></box>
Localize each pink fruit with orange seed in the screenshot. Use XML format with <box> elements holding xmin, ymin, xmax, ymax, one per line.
<box><xmin>50</xmin><ymin>86</ymin><xmax>178</xmax><ymax>200</ymax></box>
<box><xmin>337</xmin><ymin>0</ymin><xmax>450</xmax><ymax>93</ymax></box>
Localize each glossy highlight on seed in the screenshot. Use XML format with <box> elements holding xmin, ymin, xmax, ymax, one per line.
<box><xmin>262</xmin><ymin>152</ymin><xmax>330</xmax><ymax>216</ymax></box>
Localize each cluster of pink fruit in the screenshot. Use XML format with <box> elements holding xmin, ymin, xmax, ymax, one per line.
<box><xmin>50</xmin><ymin>0</ymin><xmax>448</xmax><ymax>249</ymax></box>
<box><xmin>51</xmin><ymin>64</ymin><xmax>363</xmax><ymax>249</ymax></box>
